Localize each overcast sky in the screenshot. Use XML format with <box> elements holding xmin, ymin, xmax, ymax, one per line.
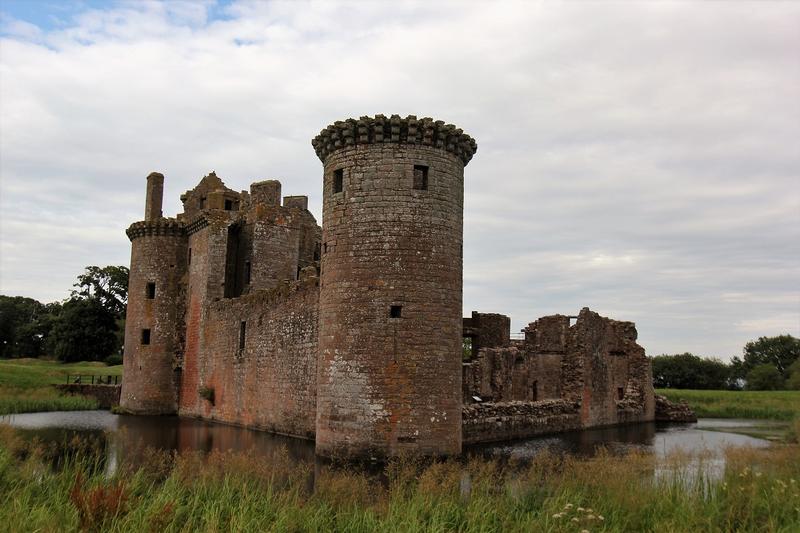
<box><xmin>1</xmin><ymin>0</ymin><xmax>798</xmax><ymax>360</ymax></box>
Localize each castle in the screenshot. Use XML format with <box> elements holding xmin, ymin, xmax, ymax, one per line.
<box><xmin>120</xmin><ymin>114</ymin><xmax>656</xmax><ymax>459</ymax></box>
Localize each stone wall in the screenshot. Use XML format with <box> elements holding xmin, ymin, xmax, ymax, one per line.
<box><xmin>180</xmin><ymin>278</ymin><xmax>319</xmax><ymax>439</ymax></box>
<box><xmin>462</xmin><ymin>400</ymin><xmax>581</xmax><ymax>445</ymax></box>
<box><xmin>462</xmin><ymin>308</ymin><xmax>655</xmax><ymax>441</ymax></box>
<box><xmin>55</xmin><ymin>384</ymin><xmax>121</xmax><ymax>409</ymax></box>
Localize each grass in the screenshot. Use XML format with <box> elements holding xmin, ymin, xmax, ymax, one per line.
<box><xmin>656</xmin><ymin>389</ymin><xmax>800</xmax><ymax>421</ymax></box>
<box><xmin>0</xmin><ymin>426</ymin><xmax>798</xmax><ymax>532</ymax></box>
<box><xmin>0</xmin><ymin>358</ymin><xmax>122</xmax><ymax>415</ymax></box>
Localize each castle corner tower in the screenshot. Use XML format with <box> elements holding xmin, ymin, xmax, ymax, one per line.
<box><xmin>313</xmin><ymin>115</ymin><xmax>477</xmax><ymax>458</ymax></box>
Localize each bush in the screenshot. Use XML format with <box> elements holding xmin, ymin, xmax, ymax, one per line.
<box><xmin>105</xmin><ymin>354</ymin><xmax>123</xmax><ymax>366</ymax></box>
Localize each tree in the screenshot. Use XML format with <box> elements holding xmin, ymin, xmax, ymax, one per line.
<box><xmin>786</xmin><ymin>359</ymin><xmax>800</xmax><ymax>390</ymax></box>
<box><xmin>71</xmin><ymin>265</ymin><xmax>129</xmax><ymax>318</ymax></box>
<box><xmin>651</xmin><ymin>353</ymin><xmax>731</xmax><ymax>390</ymax></box>
<box><xmin>745</xmin><ymin>364</ymin><xmax>784</xmax><ymax>391</ymax></box>
<box><xmin>741</xmin><ymin>335</ymin><xmax>800</xmax><ymax>382</ymax></box>
<box><xmin>48</xmin><ymin>298</ymin><xmax>118</xmax><ymax>362</ymax></box>
<box><xmin>0</xmin><ymin>295</ymin><xmax>49</xmax><ymax>358</ymax></box>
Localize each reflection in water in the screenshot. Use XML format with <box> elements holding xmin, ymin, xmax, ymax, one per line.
<box><xmin>1</xmin><ymin>411</ymin><xmax>769</xmax><ymax>478</ymax></box>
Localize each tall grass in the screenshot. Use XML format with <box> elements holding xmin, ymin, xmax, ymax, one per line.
<box><xmin>1</xmin><ymin>425</ymin><xmax>798</xmax><ymax>532</ymax></box>
<box><xmin>656</xmin><ymin>389</ymin><xmax>800</xmax><ymax>421</ymax></box>
<box><xmin>0</xmin><ymin>386</ymin><xmax>99</xmax><ymax>415</ymax></box>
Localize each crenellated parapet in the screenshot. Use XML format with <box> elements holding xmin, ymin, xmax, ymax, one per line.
<box><xmin>312</xmin><ymin>114</ymin><xmax>478</xmax><ymax>166</ymax></box>
<box><xmin>126</xmin><ymin>218</ymin><xmax>185</xmax><ymax>241</ymax></box>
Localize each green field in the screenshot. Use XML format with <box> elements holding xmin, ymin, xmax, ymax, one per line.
<box><xmin>0</xmin><ymin>426</ymin><xmax>798</xmax><ymax>532</ymax></box>
<box><xmin>0</xmin><ymin>358</ymin><xmax>122</xmax><ymax>415</ymax></box>
<box><xmin>656</xmin><ymin>389</ymin><xmax>800</xmax><ymax>421</ymax></box>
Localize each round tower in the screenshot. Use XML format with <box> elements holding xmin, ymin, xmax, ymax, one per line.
<box><xmin>313</xmin><ymin>115</ymin><xmax>477</xmax><ymax>458</ymax></box>
<box><xmin>120</xmin><ymin>172</ymin><xmax>187</xmax><ymax>414</ymax></box>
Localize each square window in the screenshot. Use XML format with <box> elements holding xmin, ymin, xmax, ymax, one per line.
<box><xmin>390</xmin><ymin>305</ymin><xmax>402</xmax><ymax>318</ymax></box>
<box><xmin>199</xmin><ymin>196</ymin><xmax>207</xmax><ymax>209</ymax></box>
<box><xmin>146</xmin><ymin>282</ymin><xmax>156</xmax><ymax>299</ymax></box>
<box><xmin>224</xmin><ymin>199</ymin><xmax>233</xmax><ymax>210</ymax></box>
<box><xmin>413</xmin><ymin>165</ymin><xmax>428</xmax><ymax>190</ymax></box>
<box><xmin>141</xmin><ymin>329</ymin><xmax>151</xmax><ymax>345</ymax></box>
<box><xmin>617</xmin><ymin>387</ymin><xmax>624</xmax><ymax>400</ymax></box>
<box><xmin>333</xmin><ymin>169</ymin><xmax>344</xmax><ymax>193</ymax></box>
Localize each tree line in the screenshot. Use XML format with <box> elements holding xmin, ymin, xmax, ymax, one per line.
<box><xmin>652</xmin><ymin>335</ymin><xmax>800</xmax><ymax>391</ymax></box>
<box><xmin>0</xmin><ymin>266</ymin><xmax>128</xmax><ymax>363</ymax></box>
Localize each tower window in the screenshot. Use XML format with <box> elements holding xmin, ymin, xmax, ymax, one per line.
<box><xmin>390</xmin><ymin>305</ymin><xmax>402</xmax><ymax>318</ymax></box>
<box><xmin>239</xmin><ymin>321</ymin><xmax>247</xmax><ymax>350</ymax></box>
<box><xmin>532</xmin><ymin>381</ymin><xmax>538</xmax><ymax>401</ymax></box>
<box><xmin>244</xmin><ymin>261</ymin><xmax>251</xmax><ymax>284</ymax></box>
<box><xmin>146</xmin><ymin>282</ymin><xmax>156</xmax><ymax>299</ymax></box>
<box><xmin>617</xmin><ymin>387</ymin><xmax>625</xmax><ymax>400</ymax></box>
<box><xmin>333</xmin><ymin>169</ymin><xmax>343</xmax><ymax>194</ymax></box>
<box><xmin>413</xmin><ymin>165</ymin><xmax>429</xmax><ymax>190</ymax></box>
<box><xmin>199</xmin><ymin>196</ymin><xmax>207</xmax><ymax>209</ymax></box>
<box><xmin>141</xmin><ymin>329</ymin><xmax>151</xmax><ymax>345</ymax></box>
<box><xmin>224</xmin><ymin>199</ymin><xmax>233</xmax><ymax>210</ymax></box>
<box><xmin>188</xmin><ymin>248</ymin><xmax>192</xmax><ymax>265</ymax></box>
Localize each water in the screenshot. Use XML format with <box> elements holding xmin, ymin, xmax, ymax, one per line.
<box><xmin>0</xmin><ymin>411</ymin><xmax>770</xmax><ymax>474</ymax></box>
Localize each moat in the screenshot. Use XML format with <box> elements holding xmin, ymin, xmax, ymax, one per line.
<box><xmin>2</xmin><ymin>411</ymin><xmax>769</xmax><ymax>474</ymax></box>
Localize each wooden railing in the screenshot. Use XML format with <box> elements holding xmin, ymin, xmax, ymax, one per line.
<box><xmin>65</xmin><ymin>374</ymin><xmax>121</xmax><ymax>385</ymax></box>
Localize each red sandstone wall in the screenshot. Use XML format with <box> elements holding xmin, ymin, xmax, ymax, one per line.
<box><xmin>181</xmin><ymin>281</ymin><xmax>319</xmax><ymax>439</ymax></box>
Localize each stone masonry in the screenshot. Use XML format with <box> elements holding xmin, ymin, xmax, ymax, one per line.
<box><xmin>121</xmin><ymin>114</ymin><xmax>667</xmax><ymax>459</ymax></box>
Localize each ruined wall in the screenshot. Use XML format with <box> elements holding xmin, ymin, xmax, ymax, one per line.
<box><xmin>315</xmin><ymin>115</ymin><xmax>477</xmax><ymax>458</ymax></box>
<box><xmin>182</xmin><ymin>279</ymin><xmax>319</xmax><ymax>439</ymax></box>
<box><xmin>461</xmin><ymin>308</ymin><xmax>655</xmax><ymax>443</ymax></box>
<box><xmin>120</xmin><ymin>218</ymin><xmax>187</xmax><ymax>414</ymax></box>
<box><xmin>462</xmin><ymin>400</ymin><xmax>581</xmax><ymax>445</ymax></box>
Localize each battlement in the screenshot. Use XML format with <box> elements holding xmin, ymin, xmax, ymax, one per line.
<box><xmin>311</xmin><ymin>114</ymin><xmax>477</xmax><ymax>166</ymax></box>
<box><xmin>126</xmin><ymin>218</ymin><xmax>185</xmax><ymax>241</ymax></box>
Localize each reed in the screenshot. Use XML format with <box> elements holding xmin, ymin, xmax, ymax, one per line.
<box><xmin>1</xmin><ymin>425</ymin><xmax>798</xmax><ymax>532</ymax></box>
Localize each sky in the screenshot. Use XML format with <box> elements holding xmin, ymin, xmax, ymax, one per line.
<box><xmin>0</xmin><ymin>0</ymin><xmax>798</xmax><ymax>360</ymax></box>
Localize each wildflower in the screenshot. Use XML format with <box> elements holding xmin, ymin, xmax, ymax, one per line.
<box><xmin>581</xmin><ymin>530</ymin><xmax>590</xmax><ymax>533</ymax></box>
<box><xmin>571</xmin><ymin>517</ymin><xmax>580</xmax><ymax>523</ymax></box>
<box><xmin>598</xmin><ymin>515</ymin><xmax>605</xmax><ymax>521</ymax></box>
<box><xmin>551</xmin><ymin>513</ymin><xmax>563</xmax><ymax>519</ymax></box>
<box><xmin>564</xmin><ymin>503</ymin><xmax>573</xmax><ymax>509</ymax></box>
<box><xmin>587</xmin><ymin>514</ymin><xmax>596</xmax><ymax>520</ymax></box>
<box><xmin>755</xmin><ymin>472</ymin><xmax>763</xmax><ymax>478</ymax></box>
<box><xmin>577</xmin><ymin>507</ymin><xmax>585</xmax><ymax>512</ymax></box>
<box><xmin>586</xmin><ymin>508</ymin><xmax>594</xmax><ymax>513</ymax></box>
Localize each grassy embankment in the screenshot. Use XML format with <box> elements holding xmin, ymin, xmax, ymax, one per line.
<box><xmin>657</xmin><ymin>389</ymin><xmax>800</xmax><ymax>442</ymax></box>
<box><xmin>0</xmin><ymin>425</ymin><xmax>798</xmax><ymax>532</ymax></box>
<box><xmin>0</xmin><ymin>358</ymin><xmax>122</xmax><ymax>415</ymax></box>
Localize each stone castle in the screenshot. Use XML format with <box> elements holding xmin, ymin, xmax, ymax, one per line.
<box><xmin>121</xmin><ymin>114</ymin><xmax>657</xmax><ymax>459</ymax></box>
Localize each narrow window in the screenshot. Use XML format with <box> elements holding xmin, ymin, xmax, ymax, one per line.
<box><xmin>323</xmin><ymin>242</ymin><xmax>328</xmax><ymax>254</ymax></box>
<box><xmin>617</xmin><ymin>387</ymin><xmax>624</xmax><ymax>400</ymax></box>
<box><xmin>297</xmin><ymin>265</ymin><xmax>302</xmax><ymax>280</ymax></box>
<box><xmin>146</xmin><ymin>282</ymin><xmax>156</xmax><ymax>299</ymax></box>
<box><xmin>413</xmin><ymin>165</ymin><xmax>429</xmax><ymax>190</ymax></box>
<box><xmin>239</xmin><ymin>321</ymin><xmax>247</xmax><ymax>350</ymax></box>
<box><xmin>199</xmin><ymin>196</ymin><xmax>207</xmax><ymax>209</ymax></box>
<box><xmin>390</xmin><ymin>305</ymin><xmax>402</xmax><ymax>318</ymax></box>
<box><xmin>188</xmin><ymin>248</ymin><xmax>192</xmax><ymax>265</ymax></box>
<box><xmin>244</xmin><ymin>261</ymin><xmax>251</xmax><ymax>284</ymax></box>
<box><xmin>141</xmin><ymin>329</ymin><xmax>151</xmax><ymax>345</ymax></box>
<box><xmin>333</xmin><ymin>169</ymin><xmax>343</xmax><ymax>193</ymax></box>
<box><xmin>224</xmin><ymin>199</ymin><xmax>233</xmax><ymax>211</ymax></box>
<box><xmin>532</xmin><ymin>381</ymin><xmax>538</xmax><ymax>401</ymax></box>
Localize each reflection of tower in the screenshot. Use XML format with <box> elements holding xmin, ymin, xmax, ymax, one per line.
<box><xmin>313</xmin><ymin>115</ymin><xmax>477</xmax><ymax>458</ymax></box>
<box><xmin>120</xmin><ymin>172</ymin><xmax>186</xmax><ymax>414</ymax></box>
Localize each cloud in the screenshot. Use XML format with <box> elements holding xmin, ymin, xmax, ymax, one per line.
<box><xmin>1</xmin><ymin>0</ymin><xmax>798</xmax><ymax>360</ymax></box>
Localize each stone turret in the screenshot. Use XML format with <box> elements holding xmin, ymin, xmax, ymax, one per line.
<box><xmin>120</xmin><ymin>173</ymin><xmax>187</xmax><ymax>414</ymax></box>
<box><xmin>313</xmin><ymin>115</ymin><xmax>477</xmax><ymax>458</ymax></box>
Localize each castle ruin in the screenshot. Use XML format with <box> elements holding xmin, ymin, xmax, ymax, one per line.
<box><xmin>121</xmin><ymin>114</ymin><xmax>656</xmax><ymax>459</ymax></box>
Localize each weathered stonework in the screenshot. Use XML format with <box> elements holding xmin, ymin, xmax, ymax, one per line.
<box><xmin>122</xmin><ymin>113</ymin><xmax>664</xmax><ymax>459</ymax></box>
